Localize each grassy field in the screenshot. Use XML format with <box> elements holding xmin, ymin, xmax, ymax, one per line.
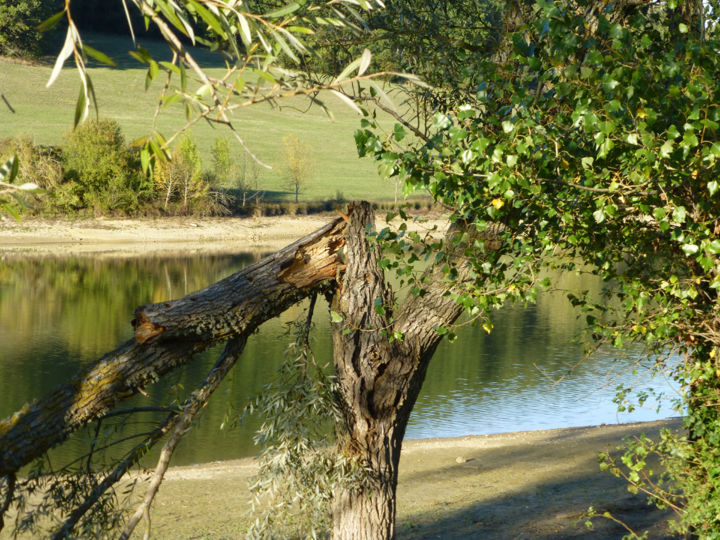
<box><xmin>0</xmin><ymin>33</ymin><xmax>402</xmax><ymax>202</ymax></box>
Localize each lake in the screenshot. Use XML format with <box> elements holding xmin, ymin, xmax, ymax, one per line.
<box><xmin>0</xmin><ymin>252</ymin><xmax>678</xmax><ymax>467</ymax></box>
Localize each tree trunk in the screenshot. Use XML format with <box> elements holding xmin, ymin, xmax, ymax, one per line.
<box><xmin>331</xmin><ymin>202</ymin><xmax>483</xmax><ymax>539</ymax></box>
<box><xmin>331</xmin><ymin>428</ymin><xmax>403</xmax><ymax>540</ymax></box>
<box><xmin>1</xmin><ymin>202</ymin><xmax>491</xmax><ymax>538</ymax></box>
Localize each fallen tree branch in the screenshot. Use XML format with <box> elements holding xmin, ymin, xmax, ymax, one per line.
<box><xmin>0</xmin><ymin>216</ymin><xmax>346</xmax><ymax>478</ymax></box>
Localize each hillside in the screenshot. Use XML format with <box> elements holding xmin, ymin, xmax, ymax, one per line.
<box><xmin>0</xmin><ymin>33</ymin><xmax>400</xmax><ymax>202</ymax></box>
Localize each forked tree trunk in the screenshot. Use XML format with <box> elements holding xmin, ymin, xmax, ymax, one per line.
<box><xmin>0</xmin><ymin>202</ymin><xmax>489</xmax><ymax>539</ymax></box>
<box><xmin>331</xmin><ymin>202</ymin><xmax>481</xmax><ymax>539</ymax></box>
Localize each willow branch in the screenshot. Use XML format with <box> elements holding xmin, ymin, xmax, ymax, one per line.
<box><xmin>53</xmin><ymin>336</ymin><xmax>248</xmax><ymax>540</ymax></box>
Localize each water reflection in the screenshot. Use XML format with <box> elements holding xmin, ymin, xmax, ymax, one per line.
<box><xmin>0</xmin><ymin>253</ymin><xmax>677</xmax><ymax>466</ymax></box>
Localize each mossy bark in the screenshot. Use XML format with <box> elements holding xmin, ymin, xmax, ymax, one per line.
<box><xmin>0</xmin><ymin>216</ymin><xmax>345</xmax><ymax>477</ymax></box>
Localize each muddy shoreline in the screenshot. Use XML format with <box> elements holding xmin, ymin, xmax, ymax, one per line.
<box><xmin>0</xmin><ymin>214</ymin><xmax>446</xmax><ymax>257</ymax></box>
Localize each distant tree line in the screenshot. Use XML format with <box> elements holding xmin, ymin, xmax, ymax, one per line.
<box><xmin>0</xmin><ymin>0</ymin><xmax>161</xmax><ymax>58</ymax></box>
<box><xmin>0</xmin><ymin>0</ymin><xmax>60</xmax><ymax>57</ymax></box>
<box><xmin>1</xmin><ymin>0</ymin><xmax>502</xmax><ymax>84</ymax></box>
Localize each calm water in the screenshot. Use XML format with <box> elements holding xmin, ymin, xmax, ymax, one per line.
<box><xmin>0</xmin><ymin>253</ymin><xmax>678</xmax><ymax>466</ymax></box>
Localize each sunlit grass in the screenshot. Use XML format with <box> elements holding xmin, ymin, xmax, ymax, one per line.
<box><xmin>0</xmin><ymin>33</ymin><xmax>399</xmax><ymax>202</ymax></box>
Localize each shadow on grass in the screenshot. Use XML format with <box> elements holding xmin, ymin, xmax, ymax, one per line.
<box><xmin>82</xmin><ymin>32</ymin><xmax>229</xmax><ymax>70</ymax></box>
<box><xmin>397</xmin><ymin>421</ymin><xmax>684</xmax><ymax>539</ymax></box>
<box><xmin>396</xmin><ymin>471</ymin><xmax>678</xmax><ymax>539</ymax></box>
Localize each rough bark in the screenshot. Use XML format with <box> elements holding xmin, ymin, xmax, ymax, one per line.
<box><xmin>331</xmin><ymin>203</ymin><xmax>477</xmax><ymax>540</ymax></box>
<box><xmin>0</xmin><ymin>217</ymin><xmax>345</xmax><ymax>477</ymax></box>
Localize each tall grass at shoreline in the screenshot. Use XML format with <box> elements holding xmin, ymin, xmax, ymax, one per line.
<box><xmin>0</xmin><ymin>33</ymin><xmax>400</xmax><ymax>203</ymax></box>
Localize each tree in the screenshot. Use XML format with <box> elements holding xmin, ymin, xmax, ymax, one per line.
<box><xmin>359</xmin><ymin>0</ymin><xmax>720</xmax><ymax>534</ymax></box>
<box><xmin>0</xmin><ymin>0</ymin><xmax>58</xmax><ymax>58</ymax></box>
<box><xmin>0</xmin><ymin>1</ymin><xmax>463</xmax><ymax>538</ymax></box>
<box><xmin>281</xmin><ymin>133</ymin><xmax>314</xmax><ymax>203</ymax></box>
<box><xmin>8</xmin><ymin>0</ymin><xmax>715</xmax><ymax>537</ymax></box>
<box><xmin>0</xmin><ymin>202</ymin><xmax>488</xmax><ymax>538</ymax></box>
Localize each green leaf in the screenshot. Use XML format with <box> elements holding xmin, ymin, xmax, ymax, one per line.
<box><xmin>159</xmin><ymin>61</ymin><xmax>181</xmax><ymax>75</ymax></box>
<box><xmin>333</xmin><ymin>54</ymin><xmax>364</xmax><ymax>84</ymax></box>
<box><xmin>358</xmin><ymin>48</ymin><xmax>372</xmax><ymax>76</ymax></box>
<box><xmin>153</xmin><ymin>0</ymin><xmax>191</xmax><ymax>38</ymax></box>
<box><xmin>682</xmin><ymin>243</ymin><xmax>699</xmax><ymax>256</ymax></box>
<box><xmin>47</xmin><ymin>27</ymin><xmax>74</xmax><ymax>88</ymax></box>
<box><xmin>672</xmin><ymin>206</ymin><xmax>687</xmax><ymax>223</ymax></box>
<box><xmin>369</xmin><ymin>81</ymin><xmax>396</xmax><ymax>113</ymax></box>
<box><xmin>682</xmin><ymin>131</ymin><xmax>699</xmax><ymax>148</ymax></box>
<box><xmin>706</xmin><ymin>240</ymin><xmax>720</xmax><ymax>255</ymax></box>
<box><xmin>268</xmin><ymin>28</ymin><xmax>299</xmax><ymax>63</ymax></box>
<box><xmin>129</xmin><ymin>46</ymin><xmax>152</xmax><ymax>64</ymax></box>
<box><xmin>660</xmin><ymin>140</ymin><xmax>674</xmax><ymax>158</ymax></box>
<box><xmin>83</xmin><ymin>44</ymin><xmax>116</xmax><ymax>67</ymax></box>
<box><xmin>73</xmin><ymin>85</ymin><xmax>88</xmax><ymax>127</ymax></box>
<box><xmin>140</xmin><ymin>146</ymin><xmax>151</xmax><ymax>174</ymax></box>
<box><xmin>263</xmin><ymin>2</ymin><xmax>301</xmax><ymax>18</ymax></box>
<box><xmin>330</xmin><ymin>90</ymin><xmax>362</xmax><ymax>114</ymax></box>
<box><xmin>330</xmin><ymin>311</ymin><xmax>343</xmax><ymax>323</ymax></box>
<box><xmin>708</xmin><ymin>180</ymin><xmax>718</xmax><ymax>196</ymax></box>
<box><xmin>237</xmin><ymin>13</ymin><xmax>252</xmax><ymax>47</ymax></box>
<box><xmin>186</xmin><ymin>0</ymin><xmax>226</xmax><ymax>37</ymax></box>
<box><xmin>37</xmin><ymin>10</ymin><xmax>66</xmax><ymax>32</ymax></box>
<box><xmin>0</xmin><ymin>155</ymin><xmax>18</xmax><ymax>183</ymax></box>
<box><xmin>593</xmin><ymin>209</ymin><xmax>605</xmax><ymax>223</ymax></box>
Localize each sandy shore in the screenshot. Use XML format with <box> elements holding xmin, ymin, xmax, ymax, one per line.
<box><xmin>0</xmin><ymin>420</ymin><xmax>682</xmax><ymax>539</ymax></box>
<box><xmin>0</xmin><ymin>213</ymin><xmax>446</xmax><ymax>257</ymax></box>
<box><xmin>145</xmin><ymin>419</ymin><xmax>681</xmax><ymax>539</ymax></box>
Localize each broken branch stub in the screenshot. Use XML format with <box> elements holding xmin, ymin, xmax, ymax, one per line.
<box><xmin>133</xmin><ymin>217</ymin><xmax>346</xmax><ymax>343</ymax></box>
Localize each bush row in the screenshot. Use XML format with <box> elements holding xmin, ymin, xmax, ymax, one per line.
<box><xmin>1</xmin><ymin>120</ymin><xmax>239</xmax><ymax>217</ymax></box>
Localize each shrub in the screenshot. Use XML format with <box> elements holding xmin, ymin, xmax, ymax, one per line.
<box><xmin>61</xmin><ymin>119</ymin><xmax>146</xmax><ymax>214</ymax></box>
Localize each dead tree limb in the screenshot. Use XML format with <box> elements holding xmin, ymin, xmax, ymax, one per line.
<box><xmin>0</xmin><ymin>216</ymin><xmax>346</xmax><ymax>477</ymax></box>
<box><xmin>117</xmin><ymin>335</ymin><xmax>247</xmax><ymax>540</ymax></box>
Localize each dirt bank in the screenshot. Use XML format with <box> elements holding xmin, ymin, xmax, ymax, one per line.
<box><xmin>147</xmin><ymin>419</ymin><xmax>681</xmax><ymax>539</ymax></box>
<box><xmin>0</xmin><ymin>213</ymin><xmax>446</xmax><ymax>257</ymax></box>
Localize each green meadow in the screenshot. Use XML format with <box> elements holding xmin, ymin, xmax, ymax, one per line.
<box><xmin>0</xmin><ymin>33</ymin><xmax>399</xmax><ymax>202</ymax></box>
